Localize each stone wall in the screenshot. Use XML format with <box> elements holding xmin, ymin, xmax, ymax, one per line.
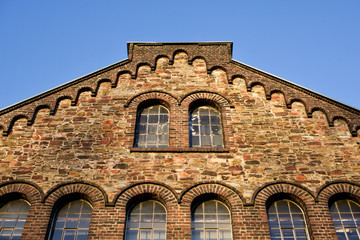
<box><xmin>0</xmin><ymin>43</ymin><xmax>359</xmax><ymax>239</ymax></box>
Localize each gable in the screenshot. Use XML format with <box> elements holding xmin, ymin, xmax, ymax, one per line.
<box><xmin>0</xmin><ymin>42</ymin><xmax>359</xmax><ymax>137</ymax></box>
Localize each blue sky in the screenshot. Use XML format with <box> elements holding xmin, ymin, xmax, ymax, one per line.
<box><xmin>0</xmin><ymin>0</ymin><xmax>359</xmax><ymax>110</ymax></box>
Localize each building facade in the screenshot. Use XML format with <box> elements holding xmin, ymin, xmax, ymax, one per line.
<box><xmin>0</xmin><ymin>42</ymin><xmax>359</xmax><ymax>240</ymax></box>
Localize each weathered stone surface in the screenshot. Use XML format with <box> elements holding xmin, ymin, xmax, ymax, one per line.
<box><xmin>0</xmin><ymin>42</ymin><xmax>359</xmax><ymax>239</ymax></box>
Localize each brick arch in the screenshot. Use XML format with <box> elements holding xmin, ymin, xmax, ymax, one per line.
<box><xmin>0</xmin><ymin>123</ymin><xmax>6</xmax><ymax>135</ymax></box>
<box><xmin>93</xmin><ymin>79</ymin><xmax>113</xmax><ymax>96</ymax></box>
<box><xmin>172</xmin><ymin>49</ymin><xmax>189</xmax><ymax>64</ymax></box>
<box><xmin>252</xmin><ymin>182</ymin><xmax>318</xmax><ymax>240</ymax></box>
<box><xmin>113</xmin><ymin>182</ymin><xmax>178</xmax><ymax>209</ymax></box>
<box><xmin>252</xmin><ymin>182</ymin><xmax>317</xmax><ymax>207</ymax></box>
<box><xmin>29</xmin><ymin>104</ymin><xmax>51</xmax><ymax>125</ymax></box>
<box><xmin>209</xmin><ymin>65</ymin><xmax>227</xmax><ymax>74</ymax></box>
<box><xmin>289</xmin><ymin>98</ymin><xmax>312</xmax><ymax>118</ymax></box>
<box><xmin>230</xmin><ymin>74</ymin><xmax>246</xmax><ymax>84</ymax></box>
<box><xmin>3</xmin><ymin>114</ymin><xmax>31</xmax><ymax>136</ymax></box>
<box><xmin>310</xmin><ymin>107</ymin><xmax>331</xmax><ymax>123</ymax></box>
<box><xmin>332</xmin><ymin>116</ymin><xmax>352</xmax><ymax>134</ymax></box>
<box><xmin>179</xmin><ymin>182</ymin><xmax>244</xmax><ymax>209</ymax></box>
<box><xmin>317</xmin><ymin>181</ymin><xmax>360</xmax><ymax>204</ymax></box>
<box><xmin>189</xmin><ymin>56</ymin><xmax>208</xmax><ymax>65</ymax></box>
<box><xmin>124</xmin><ymin>90</ymin><xmax>179</xmax><ymax>108</ymax></box>
<box><xmin>154</xmin><ymin>55</ymin><xmax>170</xmax><ymax>70</ymax></box>
<box><xmin>43</xmin><ymin>181</ymin><xmax>107</xmax><ymax>206</ymax></box>
<box><xmin>51</xmin><ymin>95</ymin><xmax>74</xmax><ymax>115</ymax></box>
<box><xmin>0</xmin><ymin>181</ymin><xmax>43</xmax><ymax>204</ymax></box>
<box><xmin>135</xmin><ymin>62</ymin><xmax>154</xmax><ymax>77</ymax></box>
<box><xmin>179</xmin><ymin>91</ymin><xmax>234</xmax><ymax>109</ymax></box>
<box><xmin>72</xmin><ymin>86</ymin><xmax>96</xmax><ymax>106</ymax></box>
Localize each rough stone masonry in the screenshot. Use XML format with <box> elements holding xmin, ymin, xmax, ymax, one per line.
<box><xmin>0</xmin><ymin>42</ymin><xmax>359</xmax><ymax>239</ymax></box>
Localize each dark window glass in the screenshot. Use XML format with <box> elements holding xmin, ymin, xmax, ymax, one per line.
<box><xmin>0</xmin><ymin>199</ymin><xmax>30</xmax><ymax>240</ymax></box>
<box><xmin>135</xmin><ymin>105</ymin><xmax>170</xmax><ymax>148</ymax></box>
<box><xmin>330</xmin><ymin>199</ymin><xmax>360</xmax><ymax>240</ymax></box>
<box><xmin>267</xmin><ymin>200</ymin><xmax>309</xmax><ymax>240</ymax></box>
<box><xmin>49</xmin><ymin>200</ymin><xmax>92</xmax><ymax>240</ymax></box>
<box><xmin>125</xmin><ymin>200</ymin><xmax>166</xmax><ymax>240</ymax></box>
<box><xmin>190</xmin><ymin>106</ymin><xmax>223</xmax><ymax>148</ymax></box>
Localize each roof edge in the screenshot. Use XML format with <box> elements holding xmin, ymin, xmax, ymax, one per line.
<box><xmin>230</xmin><ymin>59</ymin><xmax>360</xmax><ymax>115</ymax></box>
<box><xmin>0</xmin><ymin>59</ymin><xmax>131</xmax><ymax>115</ymax></box>
<box><xmin>127</xmin><ymin>41</ymin><xmax>233</xmax><ymax>59</ymax></box>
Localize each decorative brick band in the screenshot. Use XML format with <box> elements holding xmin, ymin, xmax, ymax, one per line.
<box><xmin>180</xmin><ymin>91</ymin><xmax>234</xmax><ymax>109</ymax></box>
<box><xmin>42</xmin><ymin>182</ymin><xmax>107</xmax><ymax>206</ymax></box>
<box><xmin>124</xmin><ymin>90</ymin><xmax>179</xmax><ymax>108</ymax></box>
<box><xmin>317</xmin><ymin>181</ymin><xmax>360</xmax><ymax>203</ymax></box>
<box><xmin>1</xmin><ymin>43</ymin><xmax>360</xmax><ymax>137</ymax></box>
<box><xmin>0</xmin><ymin>181</ymin><xmax>43</xmax><ymax>204</ymax></box>
<box><xmin>179</xmin><ymin>182</ymin><xmax>244</xmax><ymax>208</ymax></box>
<box><xmin>253</xmin><ymin>182</ymin><xmax>317</xmax><ymax>207</ymax></box>
<box><xmin>113</xmin><ymin>182</ymin><xmax>178</xmax><ymax>208</ymax></box>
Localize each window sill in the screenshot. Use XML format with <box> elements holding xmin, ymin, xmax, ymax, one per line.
<box><xmin>130</xmin><ymin>147</ymin><xmax>229</xmax><ymax>153</ymax></box>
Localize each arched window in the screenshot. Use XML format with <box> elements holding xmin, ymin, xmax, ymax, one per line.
<box><xmin>135</xmin><ymin>105</ymin><xmax>170</xmax><ymax>148</ymax></box>
<box><xmin>0</xmin><ymin>199</ymin><xmax>30</xmax><ymax>239</ymax></box>
<box><xmin>125</xmin><ymin>200</ymin><xmax>167</xmax><ymax>240</ymax></box>
<box><xmin>267</xmin><ymin>199</ymin><xmax>310</xmax><ymax>240</ymax></box>
<box><xmin>191</xmin><ymin>200</ymin><xmax>232</xmax><ymax>240</ymax></box>
<box><xmin>49</xmin><ymin>199</ymin><xmax>92</xmax><ymax>240</ymax></box>
<box><xmin>330</xmin><ymin>199</ymin><xmax>360</xmax><ymax>240</ymax></box>
<box><xmin>189</xmin><ymin>106</ymin><xmax>223</xmax><ymax>148</ymax></box>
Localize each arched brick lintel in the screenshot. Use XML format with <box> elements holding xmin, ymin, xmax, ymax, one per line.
<box><xmin>252</xmin><ymin>181</ymin><xmax>317</xmax><ymax>207</ymax></box>
<box><xmin>0</xmin><ymin>180</ymin><xmax>43</xmax><ymax>204</ymax></box>
<box><xmin>317</xmin><ymin>181</ymin><xmax>360</xmax><ymax>203</ymax></box>
<box><xmin>112</xmin><ymin>182</ymin><xmax>178</xmax><ymax>207</ymax></box>
<box><xmin>180</xmin><ymin>91</ymin><xmax>234</xmax><ymax>109</ymax></box>
<box><xmin>179</xmin><ymin>182</ymin><xmax>244</xmax><ymax>208</ymax></box>
<box><xmin>42</xmin><ymin>181</ymin><xmax>108</xmax><ymax>206</ymax></box>
<box><xmin>189</xmin><ymin>56</ymin><xmax>208</xmax><ymax>65</ymax></box>
<box><xmin>124</xmin><ymin>90</ymin><xmax>179</xmax><ymax>108</ymax></box>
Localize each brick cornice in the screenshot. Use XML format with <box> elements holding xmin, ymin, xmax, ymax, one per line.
<box><xmin>0</xmin><ymin>42</ymin><xmax>359</xmax><ymax>137</ymax></box>
<box><xmin>0</xmin><ymin>59</ymin><xmax>131</xmax><ymax>116</ymax></box>
<box><xmin>230</xmin><ymin>60</ymin><xmax>360</xmax><ymax>116</ymax></box>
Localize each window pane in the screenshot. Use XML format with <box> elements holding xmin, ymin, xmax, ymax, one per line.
<box><xmin>153</xmin><ymin>230</ymin><xmax>166</xmax><ymax>240</ymax></box>
<box><xmin>140</xmin><ymin>230</ymin><xmax>152</xmax><ymax>240</ymax></box>
<box><xmin>211</xmin><ymin>116</ymin><xmax>220</xmax><ymax>124</ymax></box>
<box><xmin>126</xmin><ymin>230</ymin><xmax>138</xmax><ymax>240</ymax></box>
<box><xmin>200</xmin><ymin>116</ymin><xmax>209</xmax><ymax>124</ymax></box>
<box><xmin>135</xmin><ymin>105</ymin><xmax>169</xmax><ymax>148</ymax></box>
<box><xmin>191</xmin><ymin>229</ymin><xmax>204</xmax><ymax>240</ymax></box>
<box><xmin>125</xmin><ymin>200</ymin><xmax>167</xmax><ymax>240</ymax></box>
<box><xmin>219</xmin><ymin>230</ymin><xmax>232</xmax><ymax>240</ymax></box>
<box><xmin>139</xmin><ymin>115</ymin><xmax>147</xmax><ymax>123</ymax></box>
<box><xmin>190</xmin><ymin>106</ymin><xmax>224</xmax><ymax>148</ymax></box>
<box><xmin>192</xmin><ymin>136</ymin><xmax>200</xmax><ymax>146</ymax></box>
<box><xmin>213</xmin><ymin>136</ymin><xmax>223</xmax><ymax>146</ymax></box>
<box><xmin>63</xmin><ymin>229</ymin><xmax>76</xmax><ymax>240</ymax></box>
<box><xmin>159</xmin><ymin>115</ymin><xmax>168</xmax><ymax>123</ymax></box>
<box><xmin>206</xmin><ymin>229</ymin><xmax>218</xmax><ymax>240</ymax></box>
<box><xmin>50</xmin><ymin>200</ymin><xmax>92</xmax><ymax>240</ymax></box>
<box><xmin>267</xmin><ymin>200</ymin><xmax>309</xmax><ymax>240</ymax></box>
<box><xmin>200</xmin><ymin>125</ymin><xmax>211</xmax><ymax>135</ymax></box>
<box><xmin>149</xmin><ymin>106</ymin><xmax>159</xmax><ymax>114</ymax></box>
<box><xmin>0</xmin><ymin>199</ymin><xmax>30</xmax><ymax>240</ymax></box>
<box><xmin>192</xmin><ymin>115</ymin><xmax>199</xmax><ymax>124</ymax></box>
<box><xmin>52</xmin><ymin>229</ymin><xmax>63</xmax><ymax>240</ymax></box>
<box><xmin>331</xmin><ymin>200</ymin><xmax>360</xmax><ymax>240</ymax></box>
<box><xmin>201</xmin><ymin>136</ymin><xmax>211</xmax><ymax>146</ymax></box>
<box><xmin>191</xmin><ymin>200</ymin><xmax>232</xmax><ymax>240</ymax></box>
<box><xmin>76</xmin><ymin>229</ymin><xmax>88</xmax><ymax>240</ymax></box>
